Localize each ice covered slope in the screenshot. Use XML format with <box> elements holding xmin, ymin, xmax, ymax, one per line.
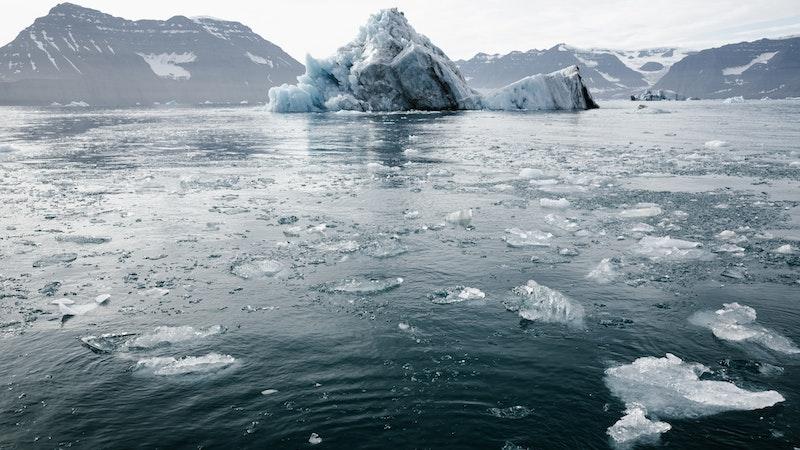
<box><xmin>268</xmin><ymin>9</ymin><xmax>596</xmax><ymax>112</ymax></box>
<box><xmin>654</xmin><ymin>37</ymin><xmax>800</xmax><ymax>99</ymax></box>
<box><xmin>0</xmin><ymin>3</ymin><xmax>304</xmax><ymax>106</ymax></box>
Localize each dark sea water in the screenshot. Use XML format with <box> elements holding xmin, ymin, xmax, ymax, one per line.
<box><xmin>0</xmin><ymin>100</ymin><xmax>798</xmax><ymax>449</ymax></box>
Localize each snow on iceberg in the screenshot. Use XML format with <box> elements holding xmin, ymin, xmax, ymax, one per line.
<box><xmin>268</xmin><ymin>9</ymin><xmax>597</xmax><ymax>113</ymax></box>
<box><xmin>605</xmin><ymin>353</ymin><xmax>784</xmax><ymax>444</ymax></box>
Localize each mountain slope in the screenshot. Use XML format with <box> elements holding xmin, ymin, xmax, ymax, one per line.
<box><xmin>0</xmin><ymin>3</ymin><xmax>304</xmax><ymax>106</ymax></box>
<box><xmin>457</xmin><ymin>44</ymin><xmax>652</xmax><ymax>98</ymax></box>
<box><xmin>654</xmin><ymin>37</ymin><xmax>800</xmax><ymax>99</ymax></box>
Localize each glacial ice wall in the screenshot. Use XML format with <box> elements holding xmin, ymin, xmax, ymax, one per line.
<box><xmin>268</xmin><ymin>9</ymin><xmax>597</xmax><ymax>113</ymax></box>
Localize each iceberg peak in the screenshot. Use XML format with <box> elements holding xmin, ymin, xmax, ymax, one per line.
<box><xmin>268</xmin><ymin>9</ymin><xmax>597</xmax><ymax>113</ymax></box>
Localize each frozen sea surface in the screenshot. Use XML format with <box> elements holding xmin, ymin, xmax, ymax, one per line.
<box><xmin>0</xmin><ymin>100</ymin><xmax>799</xmax><ymax>448</ymax></box>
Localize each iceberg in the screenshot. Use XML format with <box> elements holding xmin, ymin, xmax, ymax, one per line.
<box><xmin>268</xmin><ymin>9</ymin><xmax>596</xmax><ymax>113</ymax></box>
<box><xmin>689</xmin><ymin>303</ymin><xmax>800</xmax><ymax>354</ymax></box>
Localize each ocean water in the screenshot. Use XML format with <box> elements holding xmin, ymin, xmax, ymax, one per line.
<box><xmin>0</xmin><ymin>100</ymin><xmax>798</xmax><ymax>449</ymax></box>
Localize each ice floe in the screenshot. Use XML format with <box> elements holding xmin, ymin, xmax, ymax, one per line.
<box><xmin>52</xmin><ymin>294</ymin><xmax>109</xmax><ymax>317</ymax></box>
<box><xmin>539</xmin><ymin>198</ymin><xmax>570</xmax><ymax>209</ymax></box>
<box><xmin>135</xmin><ymin>353</ymin><xmax>236</xmax><ymax>376</ymax></box>
<box><xmin>689</xmin><ymin>303</ymin><xmax>800</xmax><ymax>354</ymax></box>
<box><xmin>605</xmin><ymin>353</ymin><xmax>784</xmax><ymax>444</ymax></box>
<box><xmin>586</xmin><ymin>258</ymin><xmax>618</xmax><ymax>284</ymax></box>
<box><xmin>231</xmin><ymin>258</ymin><xmax>284</xmax><ymax>279</ymax></box>
<box><xmin>32</xmin><ymin>252</ymin><xmax>78</xmax><ymax>268</ymax></box>
<box><xmin>634</xmin><ymin>236</ymin><xmax>713</xmax><ymax>262</ymax></box>
<box><xmin>445</xmin><ymin>209</ymin><xmax>473</xmax><ymax>228</ymax></box>
<box><xmin>503</xmin><ymin>228</ymin><xmax>553</xmax><ymax>248</ymax></box>
<box><xmin>704</xmin><ymin>140</ymin><xmax>730</xmax><ymax>149</ymax></box>
<box><xmin>504</xmin><ymin>280</ymin><xmax>584</xmax><ymax>327</ymax></box>
<box><xmin>429</xmin><ymin>286</ymin><xmax>485</xmax><ymax>304</ymax></box>
<box><xmin>126</xmin><ymin>325</ymin><xmax>224</xmax><ymax>350</ymax></box>
<box><xmin>319</xmin><ymin>277</ymin><xmax>404</xmax><ymax>295</ymax></box>
<box><xmin>618</xmin><ymin>204</ymin><xmax>662</xmax><ymax>218</ymax></box>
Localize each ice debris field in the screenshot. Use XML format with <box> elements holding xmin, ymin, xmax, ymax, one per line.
<box><xmin>0</xmin><ymin>97</ymin><xmax>799</xmax><ymax>448</ymax></box>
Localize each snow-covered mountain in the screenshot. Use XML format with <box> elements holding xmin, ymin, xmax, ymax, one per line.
<box><xmin>457</xmin><ymin>45</ymin><xmax>693</xmax><ymax>98</ymax></box>
<box><xmin>0</xmin><ymin>3</ymin><xmax>304</xmax><ymax>106</ymax></box>
<box><xmin>653</xmin><ymin>37</ymin><xmax>800</xmax><ymax>99</ymax></box>
<box><xmin>268</xmin><ymin>9</ymin><xmax>596</xmax><ymax>113</ymax></box>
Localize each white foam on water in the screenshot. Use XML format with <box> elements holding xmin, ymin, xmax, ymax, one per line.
<box><xmin>126</xmin><ymin>325</ymin><xmax>224</xmax><ymax>350</ymax></box>
<box><xmin>689</xmin><ymin>303</ymin><xmax>800</xmax><ymax>354</ymax></box>
<box><xmin>504</xmin><ymin>280</ymin><xmax>584</xmax><ymax>327</ymax></box>
<box><xmin>605</xmin><ymin>353</ymin><xmax>784</xmax><ymax>442</ymax></box>
<box><xmin>487</xmin><ymin>405</ymin><xmax>533</xmax><ymax>419</ymax></box>
<box><xmin>135</xmin><ymin>353</ymin><xmax>236</xmax><ymax>376</ymax></box>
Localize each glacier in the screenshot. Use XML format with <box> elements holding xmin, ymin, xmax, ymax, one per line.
<box><xmin>268</xmin><ymin>9</ymin><xmax>597</xmax><ymax>113</ymax></box>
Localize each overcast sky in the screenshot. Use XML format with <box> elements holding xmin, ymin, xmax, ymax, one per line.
<box><xmin>1</xmin><ymin>0</ymin><xmax>799</xmax><ymax>60</ymax></box>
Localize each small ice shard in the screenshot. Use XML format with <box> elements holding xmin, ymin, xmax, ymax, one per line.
<box><xmin>503</xmin><ymin>228</ymin><xmax>553</xmax><ymax>248</ymax></box>
<box><xmin>307</xmin><ymin>224</ymin><xmax>327</xmax><ymax>235</ymax></box>
<box><xmin>715</xmin><ymin>243</ymin><xmax>745</xmax><ymax>254</ymax></box>
<box><xmin>773</xmin><ymin>244</ymin><xmax>795</xmax><ymax>254</ymax></box>
<box><xmin>55</xmin><ymin>235</ymin><xmax>111</xmax><ymax>244</ymax></box>
<box><xmin>145</xmin><ymin>287</ymin><xmax>170</xmax><ymax>297</ymax></box>
<box><xmin>261</xmin><ymin>389</ymin><xmax>279</xmax><ymax>396</ymax></box>
<box><xmin>429</xmin><ymin>286</ymin><xmax>485</xmax><ymax>304</ymax></box>
<box><xmin>607</xmin><ymin>404</ymin><xmax>671</xmax><ymax>445</ymax></box>
<box><xmin>716</xmin><ymin>230</ymin><xmax>747</xmax><ymax>243</ymax></box>
<box><xmin>32</xmin><ymin>253</ymin><xmax>78</xmax><ymax>268</ymax></box>
<box><xmin>283</xmin><ymin>226</ymin><xmax>302</xmax><ymax>237</ymax></box>
<box><xmin>503</xmin><ymin>280</ymin><xmax>584</xmax><ymax>327</ymax></box>
<box><xmin>308</xmin><ymin>433</ymin><xmax>322</xmax><ymax>445</ymax></box>
<box><xmin>519</xmin><ymin>168</ymin><xmax>551</xmax><ymax>179</ymax></box>
<box><xmin>398</xmin><ymin>322</ymin><xmax>411</xmax><ymax>331</ymax></box>
<box><xmin>586</xmin><ymin>258</ymin><xmax>617</xmax><ymax>284</ymax></box>
<box><xmin>319</xmin><ymin>277</ymin><xmax>404</xmax><ymax>295</ymax></box>
<box><xmin>403</xmin><ymin>210</ymin><xmax>420</xmax><ymax>219</ymax></box>
<box><xmin>544</xmin><ymin>214</ymin><xmax>579</xmax><ymax>232</ymax></box>
<box><xmin>605</xmin><ymin>353</ymin><xmax>783</xmax><ymax>441</ymax></box>
<box><xmin>52</xmin><ymin>297</ymin><xmax>103</xmax><ymax>316</ymax></box>
<box><xmin>634</xmin><ymin>236</ymin><xmax>713</xmax><ymax>262</ymax></box>
<box><xmin>231</xmin><ymin>258</ymin><xmax>284</xmax><ymax>279</ymax></box>
<box><xmin>94</xmin><ymin>294</ymin><xmax>111</xmax><ymax>304</ymax></box>
<box><xmin>125</xmin><ymin>325</ymin><xmax>224</xmax><ymax>350</ymax></box>
<box><xmin>487</xmin><ymin>405</ymin><xmax>532</xmax><ymax>419</ymax></box>
<box><xmin>630</xmin><ymin>223</ymin><xmax>655</xmax><ymax>233</ymax></box>
<box><xmin>689</xmin><ymin>303</ymin><xmax>800</xmax><ymax>354</ymax></box>
<box><xmin>445</xmin><ymin>209</ymin><xmax>473</xmax><ymax>228</ymax></box>
<box><xmin>723</xmin><ymin>96</ymin><xmax>745</xmax><ymax>104</ymax></box>
<box><xmin>539</xmin><ymin>198</ymin><xmax>570</xmax><ymax>209</ymax></box>
<box><xmin>619</xmin><ymin>204</ymin><xmax>662</xmax><ymax>218</ymax></box>
<box><xmin>704</xmin><ymin>140</ymin><xmax>730</xmax><ymax>149</ymax></box>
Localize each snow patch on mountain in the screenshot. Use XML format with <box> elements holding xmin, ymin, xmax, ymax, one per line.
<box><xmin>137</xmin><ymin>52</ymin><xmax>197</xmax><ymax>80</ymax></box>
<box><xmin>722</xmin><ymin>51</ymin><xmax>778</xmax><ymax>76</ymax></box>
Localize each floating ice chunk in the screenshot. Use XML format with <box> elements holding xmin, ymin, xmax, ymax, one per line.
<box><xmin>316</xmin><ymin>240</ymin><xmax>360</xmax><ymax>254</ymax></box>
<box><xmin>308</xmin><ymin>224</ymin><xmax>327</xmax><ymax>235</ymax></box>
<box><xmin>231</xmin><ymin>258</ymin><xmax>284</xmax><ymax>279</ymax></box>
<box><xmin>605</xmin><ymin>353</ymin><xmax>783</xmax><ymax>429</ymax></box>
<box><xmin>487</xmin><ymin>405</ymin><xmax>532</xmax><ymax>419</ymax></box>
<box><xmin>607</xmin><ymin>404</ymin><xmax>671</xmax><ymax>445</ymax></box>
<box><xmin>320</xmin><ymin>277</ymin><xmax>404</xmax><ymax>295</ymax></box>
<box><xmin>634</xmin><ymin>236</ymin><xmax>713</xmax><ymax>262</ymax></box>
<box><xmin>715</xmin><ymin>230</ymin><xmax>747</xmax><ymax>243</ymax></box>
<box><xmin>586</xmin><ymin>258</ymin><xmax>617</xmax><ymax>284</ymax></box>
<box><xmin>704</xmin><ymin>140</ymin><xmax>730</xmax><ymax>149</ymax></box>
<box><xmin>519</xmin><ymin>168</ymin><xmax>551</xmax><ymax>179</ymax></box>
<box><xmin>722</xmin><ymin>96</ymin><xmax>745</xmax><ymax>104</ymax></box>
<box><xmin>503</xmin><ymin>228</ymin><xmax>553</xmax><ymax>248</ymax></box>
<box><xmin>283</xmin><ymin>226</ymin><xmax>302</xmax><ymax>237</ymax></box>
<box><xmin>52</xmin><ymin>297</ymin><xmax>104</xmax><ymax>316</ymax></box>
<box><xmin>362</xmin><ymin>238</ymin><xmax>408</xmax><ymax>258</ymax></box>
<box><xmin>630</xmin><ymin>223</ymin><xmax>655</xmax><ymax>233</ymax></box>
<box><xmin>715</xmin><ymin>243</ymin><xmax>745</xmax><ymax>253</ymax></box>
<box><xmin>428</xmin><ymin>286</ymin><xmax>484</xmax><ymax>304</ymax></box>
<box><xmin>619</xmin><ymin>205</ymin><xmax>662</xmax><ymax>218</ymax></box>
<box><xmin>55</xmin><ymin>235</ymin><xmax>110</xmax><ymax>244</ymax></box>
<box><xmin>145</xmin><ymin>287</ymin><xmax>170</xmax><ymax>297</ymax></box>
<box><xmin>539</xmin><ymin>198</ymin><xmax>570</xmax><ymax>209</ymax></box>
<box><xmin>398</xmin><ymin>322</ymin><xmax>411</xmax><ymax>331</ymax></box>
<box><xmin>403</xmin><ymin>210</ymin><xmax>420</xmax><ymax>219</ymax></box>
<box><xmin>504</xmin><ymin>280</ymin><xmax>584</xmax><ymax>327</ymax></box>
<box><xmin>80</xmin><ymin>333</ymin><xmax>138</xmax><ymax>353</ymax></box>
<box><xmin>544</xmin><ymin>214</ymin><xmax>579</xmax><ymax>232</ymax></box>
<box><xmin>0</xmin><ymin>144</ymin><xmax>20</xmax><ymax>153</ymax></box>
<box><xmin>445</xmin><ymin>209</ymin><xmax>473</xmax><ymax>227</ymax></box>
<box><xmin>689</xmin><ymin>303</ymin><xmax>800</xmax><ymax>354</ymax></box>
<box><xmin>94</xmin><ymin>294</ymin><xmax>111</xmax><ymax>304</ymax></box>
<box><xmin>135</xmin><ymin>353</ymin><xmax>236</xmax><ymax>376</ymax></box>
<box><xmin>482</xmin><ymin>66</ymin><xmax>598</xmax><ymax>111</ymax></box>
<box><xmin>32</xmin><ymin>253</ymin><xmax>78</xmax><ymax>268</ymax></box>
<box><xmin>773</xmin><ymin>244</ymin><xmax>795</xmax><ymax>254</ymax></box>
<box><xmin>126</xmin><ymin>325</ymin><xmax>224</xmax><ymax>350</ymax></box>
<box><xmin>261</xmin><ymin>389</ymin><xmax>279</xmax><ymax>396</ymax></box>
<box><xmin>308</xmin><ymin>433</ymin><xmax>322</xmax><ymax>445</ymax></box>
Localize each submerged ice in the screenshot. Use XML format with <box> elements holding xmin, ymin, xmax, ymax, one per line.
<box><xmin>268</xmin><ymin>9</ymin><xmax>596</xmax><ymax>112</ymax></box>
<box><xmin>689</xmin><ymin>303</ymin><xmax>800</xmax><ymax>354</ymax></box>
<box><xmin>504</xmin><ymin>280</ymin><xmax>584</xmax><ymax>327</ymax></box>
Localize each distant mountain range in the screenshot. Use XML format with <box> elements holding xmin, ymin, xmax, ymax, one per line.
<box><xmin>0</xmin><ymin>3</ymin><xmax>797</xmax><ymax>105</ymax></box>
<box><xmin>0</xmin><ymin>3</ymin><xmax>303</xmax><ymax>106</ymax></box>
<box><xmin>458</xmin><ymin>38</ymin><xmax>800</xmax><ymax>100</ymax></box>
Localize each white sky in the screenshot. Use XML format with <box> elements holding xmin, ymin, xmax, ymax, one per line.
<box><xmin>1</xmin><ymin>0</ymin><xmax>799</xmax><ymax>60</ymax></box>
